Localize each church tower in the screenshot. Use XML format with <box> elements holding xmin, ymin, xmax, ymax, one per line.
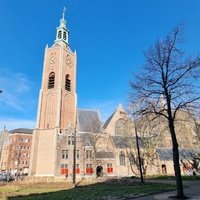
<box><xmin>29</xmin><ymin>9</ymin><xmax>77</xmax><ymax>176</ymax></box>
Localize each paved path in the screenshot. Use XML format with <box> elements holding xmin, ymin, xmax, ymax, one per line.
<box><xmin>134</xmin><ymin>180</ymin><xmax>200</xmax><ymax>200</ymax></box>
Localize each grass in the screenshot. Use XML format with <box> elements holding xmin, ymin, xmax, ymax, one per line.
<box><xmin>0</xmin><ymin>181</ymin><xmax>176</xmax><ymax>200</ymax></box>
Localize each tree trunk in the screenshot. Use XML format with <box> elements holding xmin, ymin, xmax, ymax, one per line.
<box><xmin>168</xmin><ymin>117</ymin><xmax>185</xmax><ymax>198</ymax></box>
<box><xmin>134</xmin><ymin>117</ymin><xmax>144</xmax><ymax>184</ymax></box>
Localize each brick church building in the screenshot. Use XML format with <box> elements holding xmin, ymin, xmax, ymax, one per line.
<box><xmin>28</xmin><ymin>11</ymin><xmax>200</xmax><ymax>179</ymax></box>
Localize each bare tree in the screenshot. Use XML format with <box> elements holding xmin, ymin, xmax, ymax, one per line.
<box><xmin>132</xmin><ymin>115</ymin><xmax>166</xmax><ymax>178</ymax></box>
<box><xmin>194</xmin><ymin>121</ymin><xmax>200</xmax><ymax>142</ymax></box>
<box><xmin>180</xmin><ymin>150</ymin><xmax>200</xmax><ymax>174</ymax></box>
<box><xmin>130</xmin><ymin>25</ymin><xmax>200</xmax><ymax>199</ymax></box>
<box><xmin>137</xmin><ymin>114</ymin><xmax>166</xmax><ymax>167</ymax></box>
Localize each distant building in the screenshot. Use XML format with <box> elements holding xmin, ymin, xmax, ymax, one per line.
<box><xmin>0</xmin><ymin>128</ymin><xmax>33</xmax><ymax>175</ymax></box>
<box><xmin>0</xmin><ymin>128</ymin><xmax>9</xmax><ymax>171</ymax></box>
<box><xmin>0</xmin><ymin>128</ymin><xmax>9</xmax><ymax>157</ymax></box>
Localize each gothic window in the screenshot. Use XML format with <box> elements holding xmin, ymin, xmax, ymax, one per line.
<box><xmin>58</xmin><ymin>30</ymin><xmax>62</xmax><ymax>39</ymax></box>
<box><xmin>62</xmin><ymin>150</ymin><xmax>68</xmax><ymax>159</ymax></box>
<box><xmin>68</xmin><ymin>136</ymin><xmax>74</xmax><ymax>145</ymax></box>
<box><xmin>119</xmin><ymin>151</ymin><xmax>126</xmax><ymax>166</ymax></box>
<box><xmin>48</xmin><ymin>72</ymin><xmax>55</xmax><ymax>89</ymax></box>
<box><xmin>86</xmin><ymin>150</ymin><xmax>92</xmax><ymax>159</ymax></box>
<box><xmin>115</xmin><ymin>119</ymin><xmax>125</xmax><ymax>136</ymax></box>
<box><xmin>65</xmin><ymin>74</ymin><xmax>71</xmax><ymax>91</ymax></box>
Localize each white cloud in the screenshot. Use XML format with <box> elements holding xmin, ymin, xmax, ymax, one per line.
<box><xmin>0</xmin><ymin>69</ymin><xmax>37</xmax><ymax>130</ymax></box>
<box><xmin>0</xmin><ymin>69</ymin><xmax>34</xmax><ymax>111</ymax></box>
<box><xmin>0</xmin><ymin>118</ymin><xmax>35</xmax><ymax>131</ymax></box>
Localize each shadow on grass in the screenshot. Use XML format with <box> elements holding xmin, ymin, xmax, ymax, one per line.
<box><xmin>6</xmin><ymin>178</ymin><xmax>176</xmax><ymax>200</ymax></box>
<box><xmin>149</xmin><ymin>175</ymin><xmax>200</xmax><ymax>181</ymax></box>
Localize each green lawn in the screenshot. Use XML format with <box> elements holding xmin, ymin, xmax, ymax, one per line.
<box><xmin>0</xmin><ymin>181</ymin><xmax>176</xmax><ymax>200</ymax></box>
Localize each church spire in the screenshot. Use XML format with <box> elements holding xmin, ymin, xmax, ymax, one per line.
<box><xmin>62</xmin><ymin>6</ymin><xmax>66</xmax><ymax>20</ymax></box>
<box><xmin>55</xmin><ymin>7</ymin><xmax>69</xmax><ymax>45</ymax></box>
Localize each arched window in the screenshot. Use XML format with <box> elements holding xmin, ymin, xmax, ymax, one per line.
<box><xmin>65</xmin><ymin>74</ymin><xmax>71</xmax><ymax>91</ymax></box>
<box><xmin>119</xmin><ymin>151</ymin><xmax>126</xmax><ymax>166</ymax></box>
<box><xmin>128</xmin><ymin>153</ymin><xmax>136</xmax><ymax>165</ymax></box>
<box><xmin>58</xmin><ymin>30</ymin><xmax>62</xmax><ymax>39</ymax></box>
<box><xmin>63</xmin><ymin>31</ymin><xmax>66</xmax><ymax>40</ymax></box>
<box><xmin>48</xmin><ymin>72</ymin><xmax>55</xmax><ymax>89</ymax></box>
<box><xmin>115</xmin><ymin>119</ymin><xmax>125</xmax><ymax>136</ymax></box>
<box><xmin>161</xmin><ymin>164</ymin><xmax>167</xmax><ymax>174</ymax></box>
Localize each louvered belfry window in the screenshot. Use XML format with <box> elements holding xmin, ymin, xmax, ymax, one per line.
<box><xmin>65</xmin><ymin>74</ymin><xmax>71</xmax><ymax>91</ymax></box>
<box><xmin>48</xmin><ymin>72</ymin><xmax>55</xmax><ymax>89</ymax></box>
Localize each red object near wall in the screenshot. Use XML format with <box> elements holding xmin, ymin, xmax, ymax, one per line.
<box><xmin>90</xmin><ymin>168</ymin><xmax>93</xmax><ymax>173</ymax></box>
<box><xmin>86</xmin><ymin>168</ymin><xmax>93</xmax><ymax>174</ymax></box>
<box><xmin>76</xmin><ymin>168</ymin><xmax>80</xmax><ymax>174</ymax></box>
<box><xmin>107</xmin><ymin>167</ymin><xmax>113</xmax><ymax>173</ymax></box>
<box><xmin>61</xmin><ymin>168</ymin><xmax>68</xmax><ymax>175</ymax></box>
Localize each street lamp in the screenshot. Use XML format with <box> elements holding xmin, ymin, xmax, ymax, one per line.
<box><xmin>72</xmin><ymin>112</ymin><xmax>78</xmax><ymax>189</ymax></box>
<box><xmin>72</xmin><ymin>127</ymin><xmax>77</xmax><ymax>188</ymax></box>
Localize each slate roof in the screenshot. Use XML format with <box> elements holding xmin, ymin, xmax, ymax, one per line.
<box><xmin>10</xmin><ymin>128</ymin><xmax>33</xmax><ymax>134</ymax></box>
<box><xmin>103</xmin><ymin>112</ymin><xmax>114</xmax><ymax>129</ymax></box>
<box><xmin>112</xmin><ymin>136</ymin><xmax>136</xmax><ymax>149</ymax></box>
<box><xmin>156</xmin><ymin>148</ymin><xmax>200</xmax><ymax>161</ymax></box>
<box><xmin>79</xmin><ymin>133</ymin><xmax>94</xmax><ymax>146</ymax></box>
<box><xmin>96</xmin><ymin>151</ymin><xmax>115</xmax><ymax>159</ymax></box>
<box><xmin>103</xmin><ymin>104</ymin><xmax>125</xmax><ymax>129</ymax></box>
<box><xmin>77</xmin><ymin>108</ymin><xmax>102</xmax><ymax>133</ymax></box>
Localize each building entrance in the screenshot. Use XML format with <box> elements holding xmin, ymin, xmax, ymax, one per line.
<box><xmin>96</xmin><ymin>166</ymin><xmax>103</xmax><ymax>177</ymax></box>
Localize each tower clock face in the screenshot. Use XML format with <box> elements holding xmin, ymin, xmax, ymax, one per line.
<box><xmin>66</xmin><ymin>54</ymin><xmax>72</xmax><ymax>68</ymax></box>
<box><xmin>50</xmin><ymin>56</ymin><xmax>56</xmax><ymax>64</ymax></box>
<box><xmin>49</xmin><ymin>52</ymin><xmax>56</xmax><ymax>69</ymax></box>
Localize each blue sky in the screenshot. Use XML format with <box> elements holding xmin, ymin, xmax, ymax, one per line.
<box><xmin>0</xmin><ymin>0</ymin><xmax>200</xmax><ymax>130</ymax></box>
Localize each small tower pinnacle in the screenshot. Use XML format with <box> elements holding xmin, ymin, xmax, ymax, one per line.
<box><xmin>62</xmin><ymin>7</ymin><xmax>66</xmax><ymax>20</ymax></box>
<box><xmin>54</xmin><ymin>7</ymin><xmax>69</xmax><ymax>45</ymax></box>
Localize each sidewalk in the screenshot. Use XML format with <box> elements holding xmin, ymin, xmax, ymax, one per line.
<box><xmin>134</xmin><ymin>180</ymin><xmax>200</xmax><ymax>200</ymax></box>
<box><xmin>154</xmin><ymin>180</ymin><xmax>200</xmax><ymax>200</ymax></box>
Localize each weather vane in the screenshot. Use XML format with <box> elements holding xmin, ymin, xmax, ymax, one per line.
<box><xmin>62</xmin><ymin>6</ymin><xmax>66</xmax><ymax>19</ymax></box>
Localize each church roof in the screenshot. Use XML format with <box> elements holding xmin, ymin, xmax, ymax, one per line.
<box><xmin>103</xmin><ymin>112</ymin><xmax>114</xmax><ymax>129</ymax></box>
<box><xmin>96</xmin><ymin>151</ymin><xmax>115</xmax><ymax>159</ymax></box>
<box><xmin>156</xmin><ymin>148</ymin><xmax>200</xmax><ymax>161</ymax></box>
<box><xmin>10</xmin><ymin>128</ymin><xmax>33</xmax><ymax>134</ymax></box>
<box><xmin>112</xmin><ymin>136</ymin><xmax>136</xmax><ymax>149</ymax></box>
<box><xmin>103</xmin><ymin>104</ymin><xmax>126</xmax><ymax>129</ymax></box>
<box><xmin>77</xmin><ymin>109</ymin><xmax>102</xmax><ymax>133</ymax></box>
<box><xmin>79</xmin><ymin>133</ymin><xmax>94</xmax><ymax>146</ymax></box>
